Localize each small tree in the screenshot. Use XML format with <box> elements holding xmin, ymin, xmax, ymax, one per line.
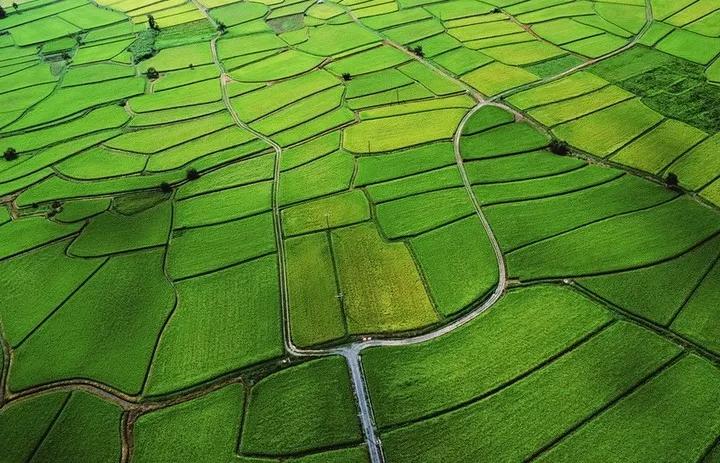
<box><xmin>341</xmin><ymin>72</ymin><xmax>351</xmax><ymax>81</ymax></box>
<box><xmin>118</xmin><ymin>99</ymin><xmax>127</xmax><ymax>107</ymax></box>
<box><xmin>665</xmin><ymin>172</ymin><xmax>679</xmax><ymax>188</ymax></box>
<box><xmin>147</xmin><ymin>14</ymin><xmax>159</xmax><ymax>31</ymax></box>
<box><xmin>217</xmin><ymin>21</ymin><xmax>227</xmax><ymax>34</ymax></box>
<box><xmin>410</xmin><ymin>45</ymin><xmax>424</xmax><ymax>58</ymax></box>
<box><xmin>3</xmin><ymin>147</ymin><xmax>17</xmax><ymax>161</ymax></box>
<box><xmin>12</xmin><ymin>2</ymin><xmax>18</xmax><ymax>10</ymax></box>
<box><xmin>160</xmin><ymin>182</ymin><xmax>173</xmax><ymax>193</ymax></box>
<box><xmin>549</xmin><ymin>139</ymin><xmax>570</xmax><ymax>155</ymax></box>
<box><xmin>491</xmin><ymin>7</ymin><xmax>501</xmax><ymax>13</ymax></box>
<box><xmin>0</xmin><ymin>6</ymin><xmax>6</xmax><ymax>19</ymax></box>
<box><xmin>146</xmin><ymin>67</ymin><xmax>159</xmax><ymax>80</ymax></box>
<box><xmin>186</xmin><ymin>168</ymin><xmax>200</xmax><ymax>180</ymax></box>
<box><xmin>61</xmin><ymin>51</ymin><xmax>71</xmax><ymax>61</ymax></box>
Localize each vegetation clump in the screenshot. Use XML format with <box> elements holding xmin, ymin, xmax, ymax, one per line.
<box><xmin>0</xmin><ymin>6</ymin><xmax>6</xmax><ymax>19</ymax></box>
<box><xmin>3</xmin><ymin>148</ymin><xmax>18</xmax><ymax>161</ymax></box>
<box><xmin>146</xmin><ymin>67</ymin><xmax>160</xmax><ymax>80</ymax></box>
<box><xmin>549</xmin><ymin>139</ymin><xmax>570</xmax><ymax>155</ymax></box>
<box><xmin>409</xmin><ymin>45</ymin><xmax>424</xmax><ymax>58</ymax></box>
<box><xmin>129</xmin><ymin>28</ymin><xmax>159</xmax><ymax>63</ymax></box>
<box><xmin>217</xmin><ymin>21</ymin><xmax>227</xmax><ymax>35</ymax></box>
<box><xmin>160</xmin><ymin>182</ymin><xmax>173</xmax><ymax>193</ymax></box>
<box><xmin>186</xmin><ymin>168</ymin><xmax>200</xmax><ymax>180</ymax></box>
<box><xmin>665</xmin><ymin>172</ymin><xmax>679</xmax><ymax>189</ymax></box>
<box><xmin>342</xmin><ymin>72</ymin><xmax>352</xmax><ymax>81</ymax></box>
<box><xmin>148</xmin><ymin>14</ymin><xmax>160</xmax><ymax>31</ymax></box>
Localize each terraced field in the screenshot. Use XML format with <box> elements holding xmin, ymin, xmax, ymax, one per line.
<box><xmin>0</xmin><ymin>0</ymin><xmax>719</xmax><ymax>461</ymax></box>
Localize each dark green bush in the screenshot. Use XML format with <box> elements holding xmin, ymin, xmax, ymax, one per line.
<box><xmin>3</xmin><ymin>148</ymin><xmax>17</xmax><ymax>161</ymax></box>
<box><xmin>146</xmin><ymin>67</ymin><xmax>160</xmax><ymax>80</ymax></box>
<box><xmin>549</xmin><ymin>139</ymin><xmax>570</xmax><ymax>155</ymax></box>
<box><xmin>186</xmin><ymin>168</ymin><xmax>200</xmax><ymax>180</ymax></box>
<box><xmin>148</xmin><ymin>14</ymin><xmax>159</xmax><ymax>31</ymax></box>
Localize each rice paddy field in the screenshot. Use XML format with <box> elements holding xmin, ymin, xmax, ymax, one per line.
<box><xmin>0</xmin><ymin>0</ymin><xmax>719</xmax><ymax>461</ymax></box>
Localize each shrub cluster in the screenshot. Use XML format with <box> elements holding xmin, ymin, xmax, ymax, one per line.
<box><xmin>3</xmin><ymin>148</ymin><xmax>17</xmax><ymax>161</ymax></box>
<box><xmin>409</xmin><ymin>45</ymin><xmax>424</xmax><ymax>58</ymax></box>
<box><xmin>549</xmin><ymin>139</ymin><xmax>570</xmax><ymax>155</ymax></box>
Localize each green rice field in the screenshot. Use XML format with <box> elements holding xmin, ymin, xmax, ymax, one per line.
<box><xmin>0</xmin><ymin>0</ymin><xmax>719</xmax><ymax>461</ymax></box>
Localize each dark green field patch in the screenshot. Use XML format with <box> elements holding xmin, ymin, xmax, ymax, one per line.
<box><xmin>363</xmin><ymin>285</ymin><xmax>612</xmax><ymax>428</ymax></box>
<box><xmin>410</xmin><ymin>215</ymin><xmax>498</xmax><ymax>316</ymax></box>
<box><xmin>9</xmin><ymin>249</ymin><xmax>175</xmax><ymax>394</ymax></box>
<box><xmin>134</xmin><ymin>384</ymin><xmax>245</xmax><ymax>462</ymax></box>
<box><xmin>145</xmin><ymin>255</ymin><xmax>282</xmax><ymax>395</ymax></box>
<box><xmin>382</xmin><ymin>321</ymin><xmax>680</xmax><ymax>462</ymax></box>
<box><xmin>240</xmin><ymin>356</ymin><xmax>362</xmax><ymax>455</ymax></box>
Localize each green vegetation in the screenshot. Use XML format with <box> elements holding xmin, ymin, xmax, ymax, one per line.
<box><xmin>485</xmin><ymin>175</ymin><xmax>677</xmax><ymax>252</ymax></box>
<box><xmin>286</xmin><ymin>232</ymin><xmax>346</xmax><ymax>347</ymax></box>
<box><xmin>1</xmin><ymin>1</ymin><xmax>720</xmax><ymax>460</ymax></box>
<box><xmin>552</xmin><ymin>99</ymin><xmax>664</xmax><ymax>157</ymax></box>
<box><xmin>129</xmin><ymin>27</ymin><xmax>159</xmax><ymax>63</ymax></box>
<box><xmin>354</xmin><ymin>142</ymin><xmax>456</xmax><ymax>186</ymax></box>
<box><xmin>0</xmin><ymin>391</ymin><xmax>122</xmax><ymax>463</ymax></box>
<box><xmin>382</xmin><ymin>321</ymin><xmax>680</xmax><ymax>462</ymax></box>
<box><xmin>134</xmin><ymin>384</ymin><xmax>245</xmax><ymax>462</ymax></box>
<box><xmin>282</xmin><ymin>190</ymin><xmax>370</xmax><ymax>236</ymax></box>
<box><xmin>672</xmin><ymin>260</ymin><xmax>720</xmax><ymax>355</ymax></box>
<box><xmin>240</xmin><ymin>357</ymin><xmax>362</xmax><ymax>454</ymax></box>
<box><xmin>410</xmin><ymin>216</ymin><xmax>498</xmax><ymax>316</ymax></box>
<box><xmin>462</xmin><ymin>62</ymin><xmax>539</xmax><ymax>96</ymax></box>
<box><xmin>69</xmin><ymin>199</ymin><xmax>171</xmax><ymax>256</ymax></box>
<box><xmin>173</xmin><ymin>181</ymin><xmax>272</xmax><ymax>229</ymax></box>
<box><xmin>10</xmin><ymin>249</ymin><xmax>175</xmax><ymax>394</ymax></box>
<box><xmin>611</xmin><ymin>119</ymin><xmax>708</xmax><ymax>174</ymax></box>
<box><xmin>146</xmin><ymin>255</ymin><xmax>282</xmax><ymax>395</ymax></box>
<box><xmin>279</xmin><ymin>151</ymin><xmax>354</xmax><ymax>205</ymax></box>
<box><xmin>332</xmin><ymin>223</ymin><xmax>438</xmax><ymax>333</ymax></box>
<box><xmin>167</xmin><ymin>212</ymin><xmax>275</xmax><ymax>280</ymax></box>
<box><xmin>579</xmin><ymin>236</ymin><xmax>720</xmax><ymax>325</ymax></box>
<box><xmin>376</xmin><ymin>187</ymin><xmax>474</xmax><ymax>238</ymax></box>
<box><xmin>507</xmin><ymin>196</ymin><xmax>720</xmax><ymax>280</ymax></box>
<box><xmin>364</xmin><ymin>285</ymin><xmax>613</xmax><ymax>427</ymax></box>
<box><xmin>344</xmin><ymin>109</ymin><xmax>467</xmax><ymax>153</ymax></box>
<box><xmin>461</xmin><ymin>122</ymin><xmax>550</xmax><ymax>159</ymax></box>
<box><xmin>0</xmin><ymin>239</ymin><xmax>104</xmax><ymax>346</ymax></box>
<box><xmin>366</xmin><ymin>166</ymin><xmax>463</xmax><ymax>203</ymax></box>
<box><xmin>537</xmin><ymin>355</ymin><xmax>720</xmax><ymax>462</ymax></box>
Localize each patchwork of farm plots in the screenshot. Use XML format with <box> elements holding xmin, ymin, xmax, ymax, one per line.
<box><xmin>0</xmin><ymin>0</ymin><xmax>719</xmax><ymax>461</ymax></box>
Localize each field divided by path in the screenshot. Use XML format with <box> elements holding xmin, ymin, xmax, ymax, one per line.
<box><xmin>0</xmin><ymin>0</ymin><xmax>719</xmax><ymax>460</ymax></box>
